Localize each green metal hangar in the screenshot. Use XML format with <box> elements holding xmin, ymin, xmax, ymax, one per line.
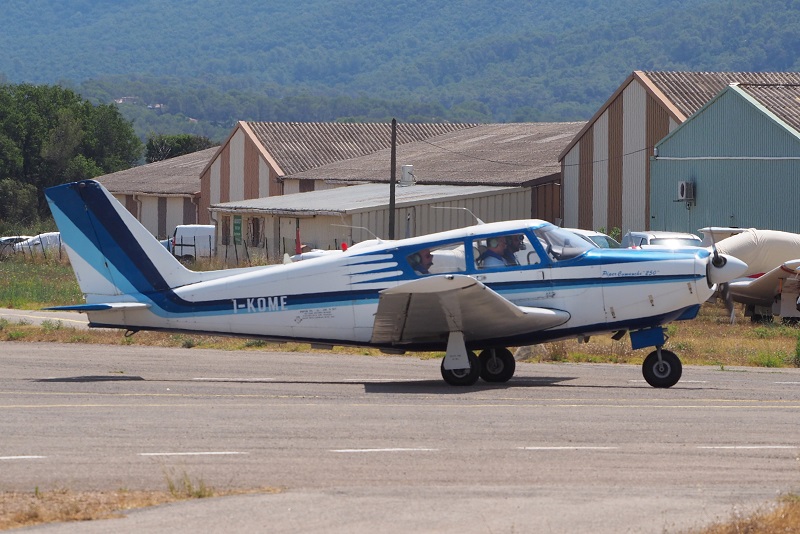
<box><xmin>209</xmin><ymin>183</ymin><xmax>528</xmax><ymax>263</ymax></box>
<box><xmin>558</xmin><ymin>71</ymin><xmax>800</xmax><ymax>233</ymax></box>
<box><xmin>650</xmin><ymin>82</ymin><xmax>800</xmax><ymax>233</ymax></box>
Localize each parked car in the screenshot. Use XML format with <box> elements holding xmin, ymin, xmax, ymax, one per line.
<box><xmin>620</xmin><ymin>230</ymin><xmax>703</xmax><ymax>249</ymax></box>
<box><xmin>564</xmin><ymin>228</ymin><xmax>620</xmax><ymax>248</ymax></box>
<box><xmin>171</xmin><ymin>224</ymin><xmax>215</xmax><ymax>260</ymax></box>
<box><xmin>0</xmin><ymin>235</ymin><xmax>32</xmax><ymax>258</ymax></box>
<box><xmin>12</xmin><ymin>232</ymin><xmax>63</xmax><ymax>256</ymax></box>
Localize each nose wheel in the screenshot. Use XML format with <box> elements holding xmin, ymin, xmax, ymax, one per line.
<box><xmin>642</xmin><ymin>348</ymin><xmax>682</xmax><ymax>388</ymax></box>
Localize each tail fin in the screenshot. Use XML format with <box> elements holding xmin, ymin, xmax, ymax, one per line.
<box><xmin>45</xmin><ymin>180</ymin><xmax>202</xmax><ymax>302</ymax></box>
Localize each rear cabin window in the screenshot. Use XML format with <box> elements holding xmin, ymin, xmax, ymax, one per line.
<box><xmin>407</xmin><ymin>242</ymin><xmax>467</xmax><ymax>275</ymax></box>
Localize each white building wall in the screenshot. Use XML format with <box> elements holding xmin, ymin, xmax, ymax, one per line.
<box><xmin>592</xmin><ymin>112</ymin><xmax>609</xmax><ymax>231</ymax></box>
<box><xmin>209</xmin><ymin>158</ymin><xmax>221</xmax><ymax>205</ymax></box>
<box><xmin>139</xmin><ymin>196</ymin><xmax>159</xmax><ymax>237</ymax></box>
<box><xmin>259</xmin><ymin>158</ymin><xmax>270</xmax><ymax>198</ymax></box>
<box><xmin>315</xmin><ymin>180</ymin><xmax>341</xmax><ymax>191</ymax></box>
<box><xmin>165</xmin><ymin>197</ymin><xmax>184</xmax><ymax>237</ymax></box>
<box><xmin>562</xmin><ymin>148</ymin><xmax>580</xmax><ymax>227</ymax></box>
<box><xmin>283</xmin><ymin>180</ymin><xmax>351</xmax><ymax>195</ymax></box>
<box><xmin>229</xmin><ymin>129</ymin><xmax>245</xmax><ymax>201</ymax></box>
<box><xmin>621</xmin><ymin>82</ymin><xmax>647</xmax><ymax>232</ymax></box>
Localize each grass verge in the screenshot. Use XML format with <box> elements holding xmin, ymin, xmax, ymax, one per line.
<box><xmin>692</xmin><ymin>494</ymin><xmax>800</xmax><ymax>533</ymax></box>
<box><xmin>0</xmin><ymin>472</ymin><xmax>280</xmax><ymax>531</ymax></box>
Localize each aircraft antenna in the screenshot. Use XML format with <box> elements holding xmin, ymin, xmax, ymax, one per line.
<box><xmin>432</xmin><ymin>206</ymin><xmax>485</xmax><ymax>225</ymax></box>
<box><xmin>332</xmin><ymin>224</ymin><xmax>383</xmax><ymax>242</ymax></box>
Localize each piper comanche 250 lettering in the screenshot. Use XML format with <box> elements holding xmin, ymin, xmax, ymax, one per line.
<box><xmin>45</xmin><ymin>180</ymin><xmax>747</xmax><ymax>388</ymax></box>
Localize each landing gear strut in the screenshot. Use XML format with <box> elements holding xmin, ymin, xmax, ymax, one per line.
<box><xmin>642</xmin><ymin>347</ymin><xmax>682</xmax><ymax>388</ymax></box>
<box><xmin>440</xmin><ymin>350</ymin><xmax>481</xmax><ymax>386</ymax></box>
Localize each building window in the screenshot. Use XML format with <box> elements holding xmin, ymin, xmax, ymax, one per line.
<box><xmin>249</xmin><ymin>217</ymin><xmax>262</xmax><ymax>247</ymax></box>
<box><xmin>221</xmin><ymin>216</ymin><xmax>230</xmax><ymax>245</ymax></box>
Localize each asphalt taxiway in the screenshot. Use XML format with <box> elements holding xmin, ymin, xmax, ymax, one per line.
<box><xmin>2</xmin><ymin>342</ymin><xmax>799</xmax><ymax>533</ymax></box>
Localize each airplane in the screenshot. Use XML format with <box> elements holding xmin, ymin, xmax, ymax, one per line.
<box><xmin>714</xmin><ymin>229</ymin><xmax>800</xmax><ymax>323</ymax></box>
<box><xmin>44</xmin><ymin>179</ymin><xmax>747</xmax><ymax>389</ymax></box>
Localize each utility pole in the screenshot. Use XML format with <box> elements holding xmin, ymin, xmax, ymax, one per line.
<box><xmin>388</xmin><ymin>118</ymin><xmax>397</xmax><ymax>239</ymax></box>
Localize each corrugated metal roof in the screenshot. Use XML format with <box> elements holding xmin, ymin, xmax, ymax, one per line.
<box><xmin>245</xmin><ymin>122</ymin><xmax>480</xmax><ymax>176</ymax></box>
<box><xmin>286</xmin><ymin>122</ymin><xmax>583</xmax><ymax>186</ymax></box>
<box><xmin>96</xmin><ymin>147</ymin><xmax>217</xmax><ymax>195</ymax></box>
<box><xmin>642</xmin><ymin>71</ymin><xmax>800</xmax><ymax>119</ymax></box>
<box><xmin>210</xmin><ymin>183</ymin><xmax>517</xmax><ymax>216</ymax></box>
<box><xmin>736</xmin><ymin>83</ymin><xmax>800</xmax><ymax>133</ymax></box>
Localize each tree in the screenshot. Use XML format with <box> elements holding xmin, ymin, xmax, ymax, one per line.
<box><xmin>0</xmin><ymin>83</ymin><xmax>142</xmax><ymax>217</ymax></box>
<box><xmin>0</xmin><ymin>178</ymin><xmax>38</xmax><ymax>226</ymax></box>
<box><xmin>145</xmin><ymin>133</ymin><xmax>215</xmax><ymax>163</ymax></box>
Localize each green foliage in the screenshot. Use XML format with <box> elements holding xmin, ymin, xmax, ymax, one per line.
<box><xmin>0</xmin><ymin>179</ymin><xmax>39</xmax><ymax>227</ymax></box>
<box><xmin>0</xmin><ymin>254</ymin><xmax>82</xmax><ymax>308</ymax></box>
<box><xmin>0</xmin><ymin>83</ymin><xmax>142</xmax><ymax>221</ymax></box>
<box><xmin>1</xmin><ymin>0</ymin><xmax>798</xmax><ymax>134</ymax></box>
<box><xmin>164</xmin><ymin>470</ymin><xmax>214</xmax><ymax>499</ymax></box>
<box><xmin>146</xmin><ymin>134</ymin><xmax>215</xmax><ymax>163</ymax></box>
<box><xmin>749</xmin><ymin>351</ymin><xmax>788</xmax><ymax>368</ymax></box>
<box><xmin>794</xmin><ymin>334</ymin><xmax>800</xmax><ymax>367</ymax></box>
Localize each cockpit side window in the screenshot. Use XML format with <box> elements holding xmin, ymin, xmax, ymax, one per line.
<box><xmin>407</xmin><ymin>242</ymin><xmax>467</xmax><ymax>276</ymax></box>
<box><xmin>473</xmin><ymin>233</ymin><xmax>543</xmax><ymax>269</ymax></box>
<box><xmin>534</xmin><ymin>225</ymin><xmax>595</xmax><ymax>262</ymax></box>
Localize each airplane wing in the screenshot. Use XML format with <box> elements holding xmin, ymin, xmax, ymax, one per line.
<box><xmin>727</xmin><ymin>259</ymin><xmax>800</xmax><ymax>306</ymax></box>
<box><xmin>370</xmin><ymin>274</ymin><xmax>570</xmax><ymax>345</ymax></box>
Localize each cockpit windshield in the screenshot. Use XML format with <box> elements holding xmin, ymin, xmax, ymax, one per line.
<box><xmin>534</xmin><ymin>225</ymin><xmax>595</xmax><ymax>261</ymax></box>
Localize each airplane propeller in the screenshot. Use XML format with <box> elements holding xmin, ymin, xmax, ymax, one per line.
<box><xmin>707</xmin><ymin>228</ymin><xmax>740</xmax><ymax>324</ymax></box>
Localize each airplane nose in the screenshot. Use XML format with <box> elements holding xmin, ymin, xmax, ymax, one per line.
<box><xmin>707</xmin><ymin>253</ymin><xmax>748</xmax><ymax>285</ymax></box>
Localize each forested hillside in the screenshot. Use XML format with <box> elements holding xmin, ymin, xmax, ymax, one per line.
<box><xmin>2</xmin><ymin>0</ymin><xmax>799</xmax><ymax>141</ymax></box>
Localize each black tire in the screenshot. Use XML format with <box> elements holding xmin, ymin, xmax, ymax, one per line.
<box><xmin>441</xmin><ymin>351</ymin><xmax>480</xmax><ymax>386</ymax></box>
<box><xmin>479</xmin><ymin>348</ymin><xmax>516</xmax><ymax>383</ymax></box>
<box><xmin>642</xmin><ymin>349</ymin><xmax>682</xmax><ymax>388</ymax></box>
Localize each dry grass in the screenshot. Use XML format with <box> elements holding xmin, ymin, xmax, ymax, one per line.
<box><xmin>694</xmin><ymin>494</ymin><xmax>800</xmax><ymax>534</ymax></box>
<box><xmin>516</xmin><ymin>300</ymin><xmax>800</xmax><ymax>369</ymax></box>
<box><xmin>0</xmin><ymin>479</ymin><xmax>280</xmax><ymax>531</ymax></box>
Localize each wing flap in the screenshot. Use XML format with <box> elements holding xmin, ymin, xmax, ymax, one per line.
<box><xmin>371</xmin><ymin>275</ymin><xmax>569</xmax><ymax>345</ymax></box>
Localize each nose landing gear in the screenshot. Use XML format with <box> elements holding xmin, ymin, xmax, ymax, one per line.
<box><xmin>642</xmin><ymin>347</ymin><xmax>682</xmax><ymax>388</ymax></box>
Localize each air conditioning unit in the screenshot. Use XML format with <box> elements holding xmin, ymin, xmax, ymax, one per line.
<box><xmin>677</xmin><ymin>181</ymin><xmax>695</xmax><ymax>201</ymax></box>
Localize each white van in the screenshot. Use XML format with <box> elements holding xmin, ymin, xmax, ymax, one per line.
<box><xmin>171</xmin><ymin>225</ymin><xmax>215</xmax><ymax>260</ymax></box>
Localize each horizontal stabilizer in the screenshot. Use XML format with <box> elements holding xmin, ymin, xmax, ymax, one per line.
<box><xmin>44</xmin><ymin>302</ymin><xmax>151</xmax><ymax>312</ymax></box>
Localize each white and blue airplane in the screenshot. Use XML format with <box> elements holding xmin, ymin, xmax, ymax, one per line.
<box><xmin>45</xmin><ymin>180</ymin><xmax>747</xmax><ymax>388</ymax></box>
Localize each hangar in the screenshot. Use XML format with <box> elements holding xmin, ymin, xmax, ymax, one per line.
<box><xmin>650</xmin><ymin>82</ymin><xmax>800</xmax><ymax>233</ymax></box>
<box><xmin>95</xmin><ymin>147</ymin><xmax>217</xmax><ymax>239</ymax></box>
<box><xmin>209</xmin><ymin>182</ymin><xmax>528</xmax><ymax>263</ymax></box>
<box><xmin>559</xmin><ymin>71</ymin><xmax>800</xmax><ymax>233</ymax></box>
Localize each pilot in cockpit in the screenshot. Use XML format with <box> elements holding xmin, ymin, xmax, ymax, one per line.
<box><xmin>476</xmin><ymin>237</ymin><xmax>509</xmax><ymax>268</ymax></box>
<box><xmin>408</xmin><ymin>248</ymin><xmax>434</xmax><ymax>274</ymax></box>
<box><xmin>503</xmin><ymin>234</ymin><xmax>526</xmax><ymax>265</ymax></box>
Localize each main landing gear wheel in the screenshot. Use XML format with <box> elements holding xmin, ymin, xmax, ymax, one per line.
<box><xmin>441</xmin><ymin>351</ymin><xmax>481</xmax><ymax>386</ymax></box>
<box><xmin>642</xmin><ymin>349</ymin><xmax>682</xmax><ymax>388</ymax></box>
<box><xmin>479</xmin><ymin>348</ymin><xmax>516</xmax><ymax>383</ymax></box>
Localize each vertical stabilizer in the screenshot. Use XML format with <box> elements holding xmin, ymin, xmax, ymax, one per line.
<box><xmin>45</xmin><ymin>180</ymin><xmax>199</xmax><ymax>301</ymax></box>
